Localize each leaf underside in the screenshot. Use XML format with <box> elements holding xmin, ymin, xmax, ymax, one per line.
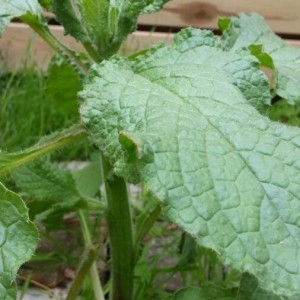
<box><xmin>221</xmin><ymin>12</ymin><xmax>300</xmax><ymax>104</ymax></box>
<box><xmin>79</xmin><ymin>28</ymin><xmax>300</xmax><ymax>298</ymax></box>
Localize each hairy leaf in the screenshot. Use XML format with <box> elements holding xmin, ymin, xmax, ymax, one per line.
<box><xmin>46</xmin><ymin>56</ymin><xmax>82</xmax><ymax>113</ymax></box>
<box><xmin>221</xmin><ymin>13</ymin><xmax>300</xmax><ymax>104</ymax></box>
<box><xmin>48</xmin><ymin>0</ymin><xmax>169</xmax><ymax>61</ymax></box>
<box><xmin>13</xmin><ymin>159</ymin><xmax>79</xmax><ymax>201</ymax></box>
<box><xmin>80</xmin><ymin>28</ymin><xmax>300</xmax><ymax>298</ymax></box>
<box><xmin>0</xmin><ymin>183</ymin><xmax>38</xmax><ymax>298</ymax></box>
<box><xmin>0</xmin><ymin>0</ymin><xmax>43</xmax><ymax>36</ymax></box>
<box><xmin>52</xmin><ymin>0</ymin><xmax>88</xmax><ymax>43</ymax></box>
<box><xmin>13</xmin><ymin>159</ymin><xmax>88</xmax><ymax>226</ymax></box>
<box><xmin>76</xmin><ymin>0</ymin><xmax>170</xmax><ymax>59</ymax></box>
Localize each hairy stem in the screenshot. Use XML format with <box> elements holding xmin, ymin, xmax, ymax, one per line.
<box><xmin>103</xmin><ymin>158</ymin><xmax>134</xmax><ymax>300</ymax></box>
<box><xmin>0</xmin><ymin>125</ymin><xmax>86</xmax><ymax>178</ymax></box>
<box><xmin>20</xmin><ymin>15</ymin><xmax>89</xmax><ymax>76</ymax></box>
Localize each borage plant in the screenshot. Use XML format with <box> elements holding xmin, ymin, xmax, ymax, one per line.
<box><xmin>1</xmin><ymin>1</ymin><xmax>300</xmax><ymax>299</ymax></box>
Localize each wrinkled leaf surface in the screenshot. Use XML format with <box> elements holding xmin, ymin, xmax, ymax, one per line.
<box><xmin>0</xmin><ymin>183</ymin><xmax>38</xmax><ymax>298</ymax></box>
<box><xmin>80</xmin><ymin>28</ymin><xmax>300</xmax><ymax>298</ymax></box>
<box><xmin>221</xmin><ymin>13</ymin><xmax>300</xmax><ymax>104</ymax></box>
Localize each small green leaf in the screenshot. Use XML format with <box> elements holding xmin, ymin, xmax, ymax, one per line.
<box><xmin>79</xmin><ymin>28</ymin><xmax>300</xmax><ymax>298</ymax></box>
<box><xmin>0</xmin><ymin>183</ymin><xmax>38</xmax><ymax>298</ymax></box>
<box><xmin>248</xmin><ymin>44</ymin><xmax>274</xmax><ymax>69</ymax></box>
<box><xmin>71</xmin><ymin>160</ymin><xmax>103</xmax><ymax>198</ymax></box>
<box><xmin>221</xmin><ymin>13</ymin><xmax>300</xmax><ymax>104</ymax></box>
<box><xmin>164</xmin><ymin>286</ymin><xmax>237</xmax><ymax>300</ymax></box>
<box><xmin>0</xmin><ymin>0</ymin><xmax>43</xmax><ymax>36</ymax></box>
<box><xmin>46</xmin><ymin>56</ymin><xmax>82</xmax><ymax>114</ymax></box>
<box><xmin>218</xmin><ymin>18</ymin><xmax>231</xmax><ymax>33</ymax></box>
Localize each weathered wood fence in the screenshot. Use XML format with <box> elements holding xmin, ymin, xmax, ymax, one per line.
<box><xmin>1</xmin><ymin>0</ymin><xmax>300</xmax><ymax>70</ymax></box>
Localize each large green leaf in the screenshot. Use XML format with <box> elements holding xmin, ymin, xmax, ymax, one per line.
<box><xmin>220</xmin><ymin>13</ymin><xmax>300</xmax><ymax>104</ymax></box>
<box><xmin>0</xmin><ymin>183</ymin><xmax>38</xmax><ymax>298</ymax></box>
<box><xmin>79</xmin><ymin>28</ymin><xmax>300</xmax><ymax>298</ymax></box>
<box><xmin>0</xmin><ymin>0</ymin><xmax>43</xmax><ymax>36</ymax></box>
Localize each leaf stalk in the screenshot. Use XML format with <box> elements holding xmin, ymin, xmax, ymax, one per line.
<box><xmin>103</xmin><ymin>157</ymin><xmax>134</xmax><ymax>300</ymax></box>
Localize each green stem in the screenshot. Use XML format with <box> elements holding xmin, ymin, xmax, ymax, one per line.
<box><xmin>82</xmin><ymin>41</ymin><xmax>102</xmax><ymax>63</ymax></box>
<box><xmin>66</xmin><ymin>245</ymin><xmax>100</xmax><ymax>300</ymax></box>
<box><xmin>79</xmin><ymin>210</ymin><xmax>105</xmax><ymax>300</ymax></box>
<box><xmin>84</xmin><ymin>196</ymin><xmax>106</xmax><ymax>211</ymax></box>
<box><xmin>134</xmin><ymin>204</ymin><xmax>161</xmax><ymax>263</ymax></box>
<box><xmin>103</xmin><ymin>158</ymin><xmax>134</xmax><ymax>300</ymax></box>
<box><xmin>20</xmin><ymin>15</ymin><xmax>89</xmax><ymax>76</ymax></box>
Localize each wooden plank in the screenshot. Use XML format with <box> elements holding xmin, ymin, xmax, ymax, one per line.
<box><xmin>0</xmin><ymin>23</ymin><xmax>83</xmax><ymax>70</ymax></box>
<box><xmin>1</xmin><ymin>23</ymin><xmax>300</xmax><ymax>71</ymax></box>
<box><xmin>139</xmin><ymin>0</ymin><xmax>300</xmax><ymax>35</ymax></box>
<box><xmin>0</xmin><ymin>23</ymin><xmax>173</xmax><ymax>71</ymax></box>
<box><xmin>288</xmin><ymin>40</ymin><xmax>300</xmax><ymax>47</ymax></box>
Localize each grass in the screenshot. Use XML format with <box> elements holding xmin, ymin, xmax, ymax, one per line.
<box><xmin>0</xmin><ymin>67</ymin><xmax>47</xmax><ymax>149</ymax></box>
<box><xmin>0</xmin><ymin>60</ymin><xmax>93</xmax><ymax>160</ymax></box>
